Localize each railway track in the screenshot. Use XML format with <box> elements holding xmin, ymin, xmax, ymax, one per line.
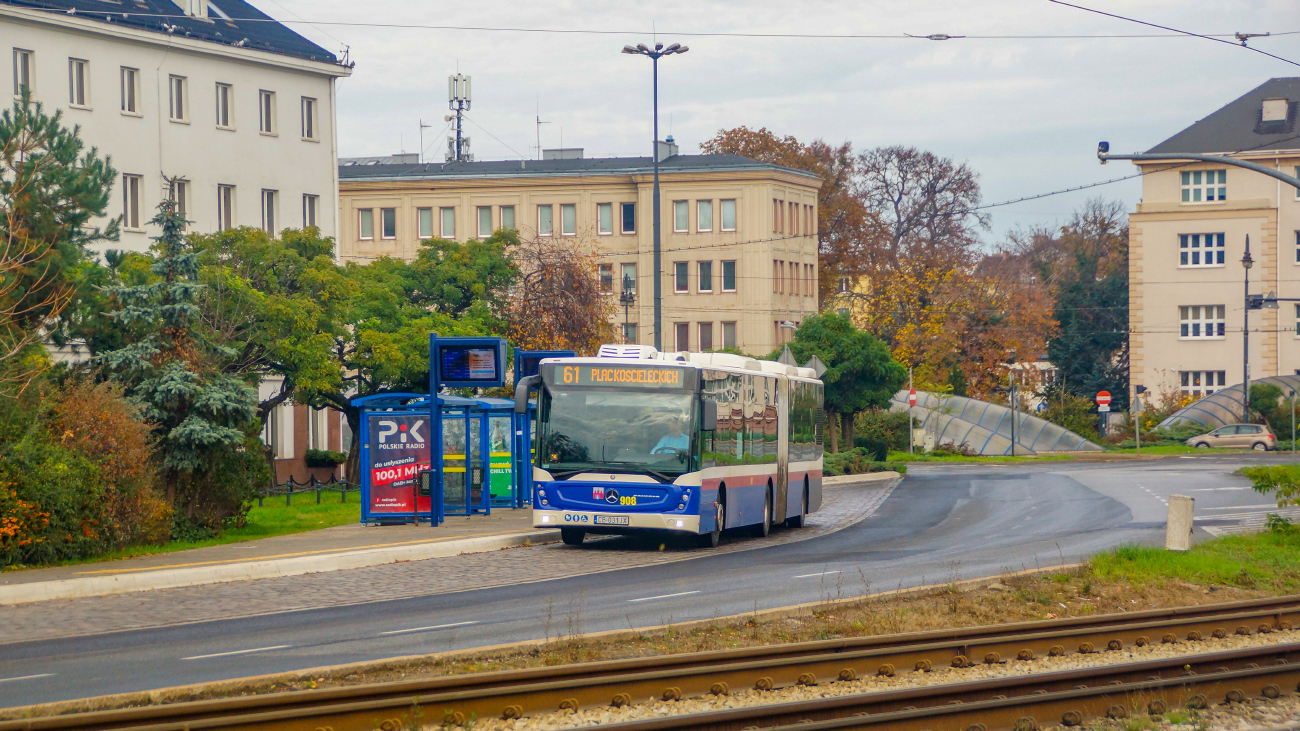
<box><xmin>6</xmin><ymin>594</ymin><xmax>1300</xmax><ymax>731</ymax></box>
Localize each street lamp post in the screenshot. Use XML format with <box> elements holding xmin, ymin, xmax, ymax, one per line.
<box><xmin>619</xmin><ymin>274</ymin><xmax>636</xmax><ymax>344</ymax></box>
<box><xmin>1242</xmin><ymin>235</ymin><xmax>1253</xmax><ymax>424</ymax></box>
<box><xmin>622</xmin><ymin>42</ymin><xmax>688</xmax><ymax>351</ymax></box>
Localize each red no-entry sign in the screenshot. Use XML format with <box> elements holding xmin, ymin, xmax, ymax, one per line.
<box><xmin>1096</xmin><ymin>391</ymin><xmax>1112</xmax><ymax>406</ymax></box>
<box><xmin>908</xmin><ymin>388</ymin><xmax>917</xmax><ymax>407</ymax></box>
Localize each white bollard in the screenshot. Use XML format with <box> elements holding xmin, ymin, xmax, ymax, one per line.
<box><xmin>1166</xmin><ymin>494</ymin><xmax>1194</xmax><ymax>551</ymax></box>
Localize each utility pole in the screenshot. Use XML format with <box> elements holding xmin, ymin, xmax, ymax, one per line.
<box><xmin>1242</xmin><ymin>235</ymin><xmax>1253</xmax><ymax>423</ymax></box>
<box><xmin>447</xmin><ymin>74</ymin><xmax>472</xmax><ymax>163</ymax></box>
<box><xmin>908</xmin><ymin>368</ymin><xmax>914</xmax><ymax>456</ymax></box>
<box><xmin>1009</xmin><ymin>371</ymin><xmax>1017</xmax><ymax>457</ymax></box>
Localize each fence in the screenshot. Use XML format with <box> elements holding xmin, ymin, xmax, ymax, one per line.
<box><xmin>256</xmin><ymin>475</ymin><xmax>359</xmax><ymax>507</ymax></box>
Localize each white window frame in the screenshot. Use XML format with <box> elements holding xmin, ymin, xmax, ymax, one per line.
<box><xmin>537</xmin><ymin>204</ymin><xmax>553</xmax><ymax>236</ymax></box>
<box><xmin>171</xmin><ymin>179</ymin><xmax>189</xmax><ymax>229</ymax></box>
<box><xmin>501</xmin><ymin>205</ymin><xmax>516</xmax><ymax>230</ymax></box>
<box><xmin>597</xmin><ymin>202</ymin><xmax>613</xmax><ymax>235</ymax></box>
<box><xmin>259</xmin><ymin>90</ymin><xmax>276</xmax><ymax>135</ymax></box>
<box><xmin>67</xmin><ymin>58</ymin><xmax>88</xmax><ymax>108</ymax></box>
<box><xmin>417</xmin><ymin>207</ymin><xmax>433</xmax><ymax>239</ymax></box>
<box><xmin>1181</xmin><ymin>169</ymin><xmax>1226</xmax><ymax>203</ymax></box>
<box><xmin>477</xmin><ymin>205</ymin><xmax>492</xmax><ymax>237</ymax></box>
<box><xmin>12</xmin><ymin>49</ymin><xmax>32</xmax><ymax>97</ymax></box>
<box><xmin>261</xmin><ymin>189</ymin><xmax>278</xmax><ymax>234</ymax></box>
<box><xmin>620</xmin><ymin>202</ymin><xmax>636</xmax><ymax>234</ymax></box>
<box><xmin>698</xmin><ymin>322</ymin><xmax>714</xmax><ymax>351</ymax></box>
<box><xmin>698</xmin><ymin>260</ymin><xmax>713</xmax><ymax>292</ymax></box>
<box><xmin>215</xmin><ymin>82</ymin><xmax>233</xmax><ymax>129</ymax></box>
<box><xmin>1179</xmin><ymin>370</ymin><xmax>1226</xmax><ymax>397</ymax></box>
<box><xmin>122</xmin><ymin>174</ymin><xmax>142</xmax><ymax>231</ymax></box>
<box><xmin>721</xmin><ymin>321</ymin><xmax>737</xmax><ymax>350</ymax></box>
<box><xmin>440</xmin><ymin>206</ymin><xmax>455</xmax><ymax>239</ymax></box>
<box><xmin>720</xmin><ymin>199</ymin><xmax>736</xmax><ymax>232</ymax></box>
<box><xmin>302</xmin><ymin>194</ymin><xmax>318</xmax><ymax>228</ymax></box>
<box><xmin>1179</xmin><ymin>233</ymin><xmax>1225</xmax><ymax>268</ymax></box>
<box><xmin>696</xmin><ymin>199</ymin><xmax>713</xmax><ymax>233</ymax></box>
<box><xmin>673</xmin><ymin>200</ymin><xmax>688</xmax><ymax>233</ymax></box>
<box><xmin>1295</xmin><ymin>303</ymin><xmax>1300</xmax><ymax>337</ymax></box>
<box><xmin>300</xmin><ymin>96</ymin><xmax>318</xmax><ymax>140</ymax></box>
<box><xmin>560</xmin><ymin>203</ymin><xmax>576</xmax><ymax>236</ymax></box>
<box><xmin>721</xmin><ymin>260</ymin><xmax>737</xmax><ymax>292</ymax></box>
<box><xmin>358</xmin><ymin>208</ymin><xmax>374</xmax><ymax>240</ymax></box>
<box><xmin>217</xmin><ymin>184</ymin><xmax>235</xmax><ymax>231</ymax></box>
<box><xmin>673</xmin><ymin>261</ymin><xmax>689</xmax><ymax>293</ymax></box>
<box><xmin>380</xmin><ymin>207</ymin><xmax>397</xmax><ymax>240</ymax></box>
<box><xmin>120</xmin><ymin>66</ymin><xmax>140</xmax><ymax>115</ymax></box>
<box><xmin>168</xmin><ymin>75</ymin><xmax>188</xmax><ymax>123</ymax></box>
<box><xmin>1179</xmin><ymin>305</ymin><xmax>1226</xmax><ymax>340</ymax></box>
<box><xmin>620</xmin><ymin>262</ymin><xmax>636</xmax><ymax>294</ymax></box>
<box><xmin>598</xmin><ymin>263</ymin><xmax>614</xmax><ymax>294</ymax></box>
<box><xmin>674</xmin><ymin>322</ymin><xmax>690</xmax><ymax>352</ymax></box>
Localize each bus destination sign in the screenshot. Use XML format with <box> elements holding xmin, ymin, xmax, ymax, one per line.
<box><xmin>544</xmin><ymin>363</ymin><xmax>695</xmax><ymax>390</ymax></box>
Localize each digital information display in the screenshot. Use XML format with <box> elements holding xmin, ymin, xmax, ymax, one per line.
<box><xmin>543</xmin><ymin>363</ymin><xmax>695</xmax><ymax>390</ymax></box>
<box><xmin>515</xmin><ymin>350</ymin><xmax>575</xmax><ymax>382</ymax></box>
<box><xmin>432</xmin><ymin>336</ymin><xmax>506</xmax><ymax>388</ymax></box>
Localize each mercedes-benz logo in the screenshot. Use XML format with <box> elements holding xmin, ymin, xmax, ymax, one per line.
<box><xmin>605</xmin><ymin>489</ymin><xmax>620</xmax><ymax>504</ymax></box>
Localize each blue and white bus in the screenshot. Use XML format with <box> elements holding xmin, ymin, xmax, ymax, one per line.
<box><xmin>515</xmin><ymin>345</ymin><xmax>824</xmax><ymax>548</ymax></box>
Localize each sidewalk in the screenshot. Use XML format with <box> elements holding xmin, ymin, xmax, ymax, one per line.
<box><xmin>0</xmin><ymin>509</ymin><xmax>555</xmax><ymax>605</ymax></box>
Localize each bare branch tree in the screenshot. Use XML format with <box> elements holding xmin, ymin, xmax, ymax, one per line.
<box><xmin>505</xmin><ymin>233</ymin><xmax>615</xmax><ymax>354</ymax></box>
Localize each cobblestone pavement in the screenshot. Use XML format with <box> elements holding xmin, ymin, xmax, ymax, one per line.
<box><xmin>0</xmin><ymin>480</ymin><xmax>896</xmax><ymax>644</ymax></box>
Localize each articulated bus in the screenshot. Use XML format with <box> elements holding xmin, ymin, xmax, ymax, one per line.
<box><xmin>516</xmin><ymin>345</ymin><xmax>825</xmax><ymax>548</ymax></box>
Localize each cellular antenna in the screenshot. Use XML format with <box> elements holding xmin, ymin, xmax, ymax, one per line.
<box><xmin>447</xmin><ymin>73</ymin><xmax>473</xmax><ymax>162</ymax></box>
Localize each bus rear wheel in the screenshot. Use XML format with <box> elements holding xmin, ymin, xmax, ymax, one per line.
<box><xmin>752</xmin><ymin>487</ymin><xmax>772</xmax><ymax>537</ymax></box>
<box><xmin>560</xmin><ymin>528</ymin><xmax>585</xmax><ymax>545</ymax></box>
<box><xmin>785</xmin><ymin>485</ymin><xmax>808</xmax><ymax>529</ymax></box>
<box><xmin>698</xmin><ymin>501</ymin><xmax>723</xmax><ymax>548</ymax></box>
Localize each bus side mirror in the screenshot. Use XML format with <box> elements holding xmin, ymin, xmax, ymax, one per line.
<box><xmin>701</xmin><ymin>399</ymin><xmax>717</xmax><ymax>431</ymax></box>
<box><xmin>514</xmin><ymin>375</ymin><xmax>540</xmax><ymax>414</ymax></box>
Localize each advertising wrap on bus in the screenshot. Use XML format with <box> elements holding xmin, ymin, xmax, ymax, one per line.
<box><xmin>366</xmin><ymin>413</ymin><xmax>431</xmax><ymax>513</ymax></box>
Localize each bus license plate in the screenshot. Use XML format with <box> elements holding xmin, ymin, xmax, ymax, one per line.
<box><xmin>595</xmin><ymin>515</ymin><xmax>630</xmax><ymax>526</ymax></box>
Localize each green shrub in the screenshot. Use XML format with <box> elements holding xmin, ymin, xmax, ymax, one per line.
<box><xmin>305</xmin><ymin>448</ymin><xmax>348</xmax><ymax>468</ymax></box>
<box><xmin>856</xmin><ymin>409</ymin><xmax>911</xmax><ymax>452</ymax></box>
<box><xmin>824</xmin><ymin>447</ymin><xmax>906</xmax><ymax>476</ymax></box>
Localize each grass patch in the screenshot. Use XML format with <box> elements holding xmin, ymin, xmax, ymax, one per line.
<box><xmin>1091</xmin><ymin>531</ymin><xmax>1300</xmax><ymax>591</ymax></box>
<box><xmin>9</xmin><ymin>492</ymin><xmax>360</xmax><ymax>570</ymax></box>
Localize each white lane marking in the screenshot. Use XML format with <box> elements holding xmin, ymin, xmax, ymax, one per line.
<box><xmin>380</xmin><ymin>621</ymin><xmax>479</xmax><ymax>636</ymax></box>
<box><xmin>794</xmin><ymin>571</ymin><xmax>841</xmax><ymax>578</ymax></box>
<box><xmin>182</xmin><ymin>645</ymin><xmax>291</xmax><ymax>661</ymax></box>
<box><xmin>1201</xmin><ymin>505</ymin><xmax>1282</xmax><ymax>511</ymax></box>
<box><xmin>0</xmin><ymin>673</ymin><xmax>54</xmax><ymax>683</ymax></box>
<box><xmin>628</xmin><ymin>590</ymin><xmax>700</xmax><ymax>603</ymax></box>
<box><xmin>1191</xmin><ymin>487</ymin><xmax>1254</xmax><ymax>491</ymax></box>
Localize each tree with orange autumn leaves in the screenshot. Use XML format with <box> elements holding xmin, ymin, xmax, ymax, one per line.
<box><xmin>703</xmin><ymin>127</ymin><xmax>1058</xmax><ymax>399</ymax></box>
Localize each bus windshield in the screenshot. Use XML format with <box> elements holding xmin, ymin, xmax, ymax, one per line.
<box><xmin>539</xmin><ymin>388</ymin><xmax>694</xmax><ymax>477</ymax></box>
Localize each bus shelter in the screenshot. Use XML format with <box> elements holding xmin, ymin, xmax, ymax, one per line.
<box><xmin>354</xmin><ymin>393</ymin><xmax>530</xmax><ymax>525</ymax></box>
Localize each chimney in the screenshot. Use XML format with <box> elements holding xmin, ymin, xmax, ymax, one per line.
<box><xmin>1262</xmin><ymin>97</ymin><xmax>1289</xmax><ymax>123</ymax></box>
<box><xmin>655</xmin><ymin>135</ymin><xmax>679</xmax><ymax>162</ymax></box>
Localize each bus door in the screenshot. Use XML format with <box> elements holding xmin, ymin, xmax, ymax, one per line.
<box><xmin>774</xmin><ymin>375</ymin><xmax>789</xmax><ymax>523</ymax></box>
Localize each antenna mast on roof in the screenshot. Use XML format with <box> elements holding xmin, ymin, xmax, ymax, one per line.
<box><xmin>446</xmin><ymin>74</ymin><xmax>473</xmax><ymax>162</ymax></box>
<box><xmin>535</xmin><ymin>97</ymin><xmax>550</xmax><ymax>161</ymax></box>
<box><xmin>418</xmin><ymin>119</ymin><xmax>431</xmax><ymax>164</ymax></box>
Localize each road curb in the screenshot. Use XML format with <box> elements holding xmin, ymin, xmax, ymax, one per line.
<box><xmin>823</xmin><ymin>471</ymin><xmax>903</xmax><ymax>486</ymax></box>
<box><xmin>0</xmin><ymin>530</ymin><xmax>560</xmax><ymax>607</ymax></box>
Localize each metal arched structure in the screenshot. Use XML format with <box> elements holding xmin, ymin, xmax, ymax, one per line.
<box><xmin>1158</xmin><ymin>375</ymin><xmax>1300</xmax><ymax>430</ymax></box>
<box><xmin>889</xmin><ymin>391</ymin><xmax>1103</xmax><ymax>456</ymax></box>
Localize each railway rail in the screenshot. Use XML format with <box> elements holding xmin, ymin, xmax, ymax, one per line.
<box><xmin>6</xmin><ymin>594</ymin><xmax>1300</xmax><ymax>731</ymax></box>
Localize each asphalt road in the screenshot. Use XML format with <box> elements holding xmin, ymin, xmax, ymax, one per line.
<box><xmin>0</xmin><ymin>455</ymin><xmax>1286</xmax><ymax>708</ymax></box>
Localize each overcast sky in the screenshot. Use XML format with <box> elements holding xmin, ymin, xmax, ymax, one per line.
<box><xmin>262</xmin><ymin>0</ymin><xmax>1298</xmax><ymax>246</ymax></box>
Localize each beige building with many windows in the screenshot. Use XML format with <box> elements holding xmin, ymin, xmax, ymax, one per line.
<box><xmin>1129</xmin><ymin>78</ymin><xmax>1300</xmax><ymax>403</ymax></box>
<box><xmin>338</xmin><ymin>148</ymin><xmax>822</xmax><ymax>356</ymax></box>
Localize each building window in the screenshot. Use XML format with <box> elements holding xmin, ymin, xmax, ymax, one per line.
<box><xmin>215</xmin><ymin>82</ymin><xmax>232</xmax><ymax>128</ymax></box>
<box><xmin>837</xmin><ymin>276</ymin><xmax>850</xmax><ymax>293</ymax></box>
<box><xmin>259</xmin><ymin>90</ymin><xmax>276</xmax><ymax>134</ymax></box>
<box><xmin>218</xmin><ymin>185</ymin><xmax>234</xmax><ymax>230</ymax></box>
<box><xmin>773</xmin><ymin>260</ymin><xmax>782</xmax><ymax>293</ymax></box>
<box><xmin>597</xmin><ymin>202</ymin><xmax>613</xmax><ymax>235</ymax></box>
<box><xmin>120</xmin><ymin>67</ymin><xmax>139</xmax><ymax>114</ymax></box>
<box><xmin>721</xmin><ymin>321</ymin><xmax>737</xmax><ymax>349</ymax></box>
<box><xmin>417</xmin><ymin>208</ymin><xmax>433</xmax><ymax>238</ymax></box>
<box><xmin>477</xmin><ymin>206</ymin><xmax>492</xmax><ymax>237</ymax></box>
<box><xmin>1181</xmin><ymin>169</ymin><xmax>1226</xmax><ymax>203</ymax></box>
<box><xmin>440</xmin><ymin>207</ymin><xmax>455</xmax><ymax>239</ymax></box>
<box><xmin>501</xmin><ymin>205</ymin><xmax>515</xmax><ymax>230</ymax></box>
<box><xmin>13</xmin><ymin>49</ymin><xmax>32</xmax><ymax>96</ymax></box>
<box><xmin>261</xmin><ymin>189</ymin><xmax>278</xmax><ymax>233</ymax></box>
<box><xmin>721</xmin><ymin>199</ymin><xmax>736</xmax><ymax>232</ymax></box>
<box><xmin>621</xmin><ymin>202</ymin><xmax>636</xmax><ymax>234</ymax></box>
<box><xmin>1295</xmin><ymin>230</ymin><xmax>1300</xmax><ymax>263</ymax></box>
<box><xmin>122</xmin><ymin>174</ymin><xmax>142</xmax><ymax>230</ymax></box>
<box><xmin>358</xmin><ymin>209</ymin><xmax>374</xmax><ymax>240</ymax></box>
<box><xmin>673</xmin><ymin>200</ymin><xmax>688</xmax><ymax>233</ymax></box>
<box><xmin>773</xmin><ymin>199</ymin><xmax>780</xmax><ymax>233</ymax></box>
<box><xmin>621</xmin><ymin>263</ymin><xmax>636</xmax><ymax>294</ymax></box>
<box><xmin>698</xmin><ymin>261</ymin><xmax>713</xmax><ymax>292</ymax></box>
<box><xmin>171</xmin><ymin>180</ymin><xmax>188</xmax><ymax>221</ymax></box>
<box><xmin>699</xmin><ymin>322</ymin><xmax>714</xmax><ymax>351</ymax></box>
<box><xmin>697</xmin><ymin>200</ymin><xmax>713</xmax><ymax>232</ymax></box>
<box><xmin>623</xmin><ymin>323</ymin><xmax>638</xmax><ymax>344</ymax></box>
<box><xmin>301</xmin><ymin>97</ymin><xmax>317</xmax><ymax>140</ymax></box>
<box><xmin>303</xmin><ymin>194</ymin><xmax>318</xmax><ymax>228</ymax></box>
<box><xmin>168</xmin><ymin>75</ymin><xmax>188</xmax><ymax>122</ymax></box>
<box><xmin>68</xmin><ymin>58</ymin><xmax>88</xmax><ymax>107</ymax></box>
<box><xmin>560</xmin><ymin>203</ymin><xmax>576</xmax><ymax>236</ymax></box>
<box><xmin>674</xmin><ymin>322</ymin><xmax>690</xmax><ymax>352</ymax></box>
<box><xmin>308</xmin><ymin>408</ymin><xmax>328</xmax><ymax>451</ymax></box>
<box><xmin>598</xmin><ymin>264</ymin><xmax>614</xmax><ymax>294</ymax></box>
<box><xmin>722</xmin><ymin>260</ymin><xmax>736</xmax><ymax>292</ymax></box>
<box><xmin>1179</xmin><ymin>305</ymin><xmax>1226</xmax><ymax>339</ymax></box>
<box><xmin>1180</xmin><ymin>370</ymin><xmax>1226</xmax><ymax>397</ymax></box>
<box><xmin>674</xmin><ymin>262</ymin><xmax>688</xmax><ymax>293</ymax></box>
<box><xmin>381</xmin><ymin>207</ymin><xmax>396</xmax><ymax>239</ymax></box>
<box><xmin>537</xmin><ymin>204</ymin><xmax>553</xmax><ymax>236</ymax></box>
<box><xmin>1179</xmin><ymin>233</ymin><xmax>1225</xmax><ymax>267</ymax></box>
<box><xmin>1295</xmin><ymin>303</ymin><xmax>1300</xmax><ymax>336</ymax></box>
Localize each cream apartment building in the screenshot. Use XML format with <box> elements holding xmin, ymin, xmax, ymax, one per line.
<box><xmin>1</xmin><ymin>0</ymin><xmax>350</xmax><ymax>253</ymax></box>
<box><xmin>1129</xmin><ymin>78</ymin><xmax>1300</xmax><ymax>403</ymax></box>
<box><xmin>338</xmin><ymin>148</ymin><xmax>823</xmax><ymax>356</ymax></box>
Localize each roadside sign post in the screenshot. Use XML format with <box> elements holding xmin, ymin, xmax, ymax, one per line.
<box><xmin>1132</xmin><ymin>385</ymin><xmax>1147</xmax><ymax>455</ymax></box>
<box><xmin>907</xmin><ymin>370</ymin><xmax>915</xmax><ymax>455</ymax></box>
<box><xmin>1095</xmin><ymin>391</ymin><xmax>1112</xmax><ymax>440</ymax></box>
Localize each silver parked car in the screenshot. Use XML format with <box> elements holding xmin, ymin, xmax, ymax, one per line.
<box><xmin>1185</xmin><ymin>423</ymin><xmax>1277</xmax><ymax>451</ymax></box>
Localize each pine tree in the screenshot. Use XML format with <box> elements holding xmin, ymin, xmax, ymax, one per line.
<box><xmin>96</xmin><ymin>185</ymin><xmax>258</xmax><ymax>520</ymax></box>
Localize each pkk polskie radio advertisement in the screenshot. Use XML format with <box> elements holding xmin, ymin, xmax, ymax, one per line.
<box><xmin>367</xmin><ymin>413</ymin><xmax>431</xmax><ymax>513</ymax></box>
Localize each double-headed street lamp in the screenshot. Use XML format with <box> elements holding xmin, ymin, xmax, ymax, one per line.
<box><xmin>622</xmin><ymin>42</ymin><xmax>688</xmax><ymax>350</ymax></box>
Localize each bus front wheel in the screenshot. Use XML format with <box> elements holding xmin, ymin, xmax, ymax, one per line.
<box><xmin>561</xmin><ymin>528</ymin><xmax>585</xmax><ymax>545</ymax></box>
<box><xmin>698</xmin><ymin>501</ymin><xmax>724</xmax><ymax>548</ymax></box>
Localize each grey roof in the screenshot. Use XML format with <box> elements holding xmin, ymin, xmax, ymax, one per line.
<box><xmin>2</xmin><ymin>0</ymin><xmax>339</xmax><ymax>65</ymax></box>
<box><xmin>338</xmin><ymin>154</ymin><xmax>822</xmax><ymax>182</ymax></box>
<box><xmin>1147</xmin><ymin>77</ymin><xmax>1300</xmax><ymax>154</ymax></box>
